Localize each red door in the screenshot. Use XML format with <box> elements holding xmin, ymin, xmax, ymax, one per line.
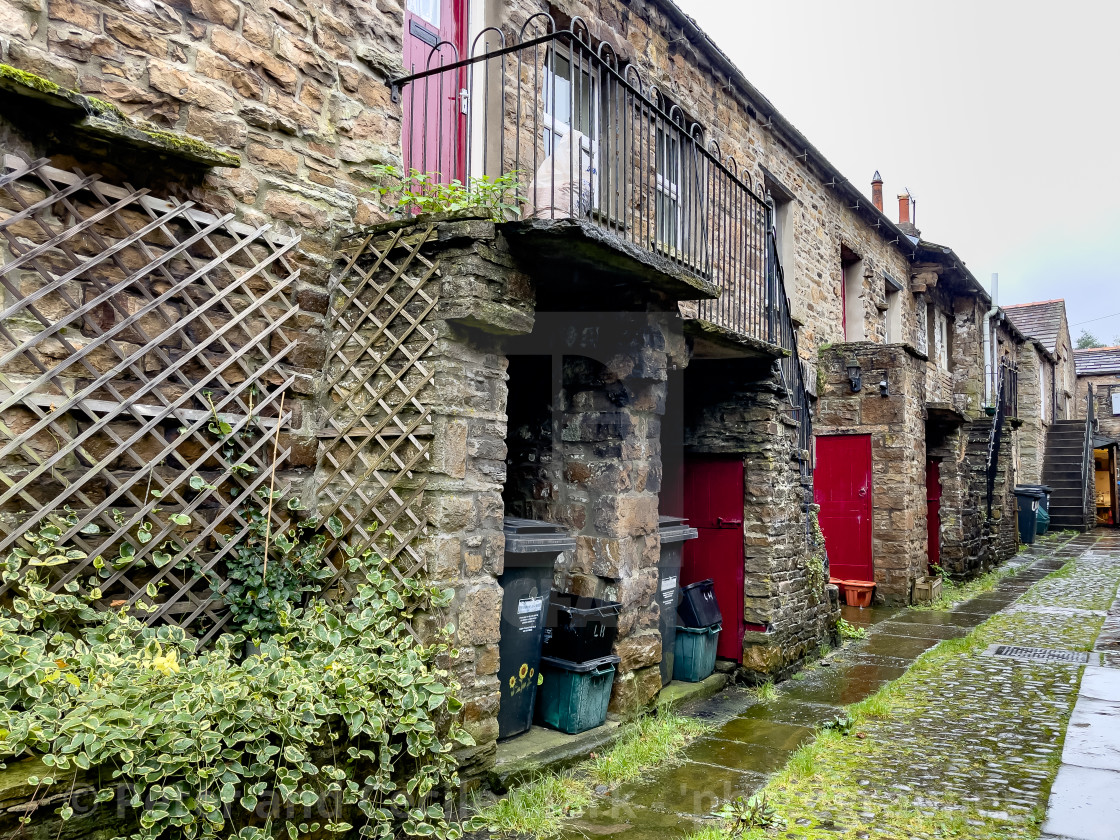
<box><xmin>402</xmin><ymin>0</ymin><xmax>467</xmax><ymax>181</ymax></box>
<box><xmin>682</xmin><ymin>458</ymin><xmax>745</xmax><ymax>661</ymax></box>
<box><xmin>814</xmin><ymin>435</ymin><xmax>873</xmax><ymax>582</ymax></box>
<box><xmin>926</xmin><ymin>459</ymin><xmax>941</xmax><ymax>571</ymax></box>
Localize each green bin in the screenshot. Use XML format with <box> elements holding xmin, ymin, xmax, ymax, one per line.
<box><xmin>673</xmin><ymin>623</ymin><xmax>721</xmax><ymax>682</ymax></box>
<box><xmin>535</xmin><ymin>654</ymin><xmax>620</xmax><ymax>734</ymax></box>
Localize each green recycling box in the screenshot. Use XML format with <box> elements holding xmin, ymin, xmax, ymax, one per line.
<box><xmin>673</xmin><ymin>623</ymin><xmax>721</xmax><ymax>682</ymax></box>
<box><xmin>535</xmin><ymin>654</ymin><xmax>620</xmax><ymax>734</ymax></box>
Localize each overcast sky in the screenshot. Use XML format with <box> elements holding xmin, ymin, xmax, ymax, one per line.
<box><xmin>674</xmin><ymin>0</ymin><xmax>1120</xmax><ymax>345</ymax></box>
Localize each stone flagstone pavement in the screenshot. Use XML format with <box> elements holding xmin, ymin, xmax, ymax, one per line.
<box><xmin>555</xmin><ymin>528</ymin><xmax>1120</xmax><ymax>839</ymax></box>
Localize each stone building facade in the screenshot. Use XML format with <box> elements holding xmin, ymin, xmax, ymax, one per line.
<box><xmin>1075</xmin><ymin>347</ymin><xmax>1120</xmax><ymax>441</ymax></box>
<box><xmin>0</xmin><ymin>0</ymin><xmax>1032</xmax><ymax>787</ymax></box>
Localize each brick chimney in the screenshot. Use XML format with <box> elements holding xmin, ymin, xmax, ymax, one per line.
<box><xmin>871</xmin><ymin>171</ymin><xmax>883</xmax><ymax>212</ymax></box>
<box><xmin>896</xmin><ymin>191</ymin><xmax>920</xmax><ymax>237</ymax></box>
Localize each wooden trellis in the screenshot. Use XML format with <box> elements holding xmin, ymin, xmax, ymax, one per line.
<box><xmin>0</xmin><ymin>154</ymin><xmax>304</xmax><ymax>644</ymax></box>
<box><xmin>316</xmin><ymin>225</ymin><xmax>440</xmax><ymax>590</ymax></box>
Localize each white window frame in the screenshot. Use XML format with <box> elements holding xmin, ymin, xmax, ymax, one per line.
<box><xmin>541</xmin><ymin>52</ymin><xmax>598</xmax><ymax>210</ymax></box>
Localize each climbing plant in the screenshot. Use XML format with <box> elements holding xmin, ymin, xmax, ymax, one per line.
<box><xmin>805</xmin><ymin>509</ymin><xmax>828</xmax><ymax>599</ymax></box>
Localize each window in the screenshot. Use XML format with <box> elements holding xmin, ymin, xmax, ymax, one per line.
<box><xmin>841</xmin><ymin>247</ymin><xmax>864</xmax><ymax>341</ymax></box>
<box><xmin>764</xmin><ymin>170</ymin><xmax>796</xmax><ymax>282</ymax></box>
<box><xmin>408</xmin><ymin>0</ymin><xmax>440</xmax><ymax>25</ymax></box>
<box><xmin>655</xmin><ymin>126</ymin><xmax>681</xmax><ymax>249</ymax></box>
<box><xmin>884</xmin><ymin>274</ymin><xmax>902</xmax><ymax>343</ymax></box>
<box><xmin>652</xmin><ymin>111</ymin><xmax>707</xmax><ymax>267</ymax></box>
<box><xmin>1111</xmin><ymin>390</ymin><xmax>1120</xmax><ymax>416</ymax></box>
<box><xmin>928</xmin><ymin>306</ymin><xmax>950</xmax><ymax>370</ymax></box>
<box><xmin>541</xmin><ymin>50</ymin><xmax>598</xmax><ymax>213</ymax></box>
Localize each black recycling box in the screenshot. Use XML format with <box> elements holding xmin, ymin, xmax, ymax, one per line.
<box><xmin>677</xmin><ymin>578</ymin><xmax>722</xmax><ymax>628</ymax></box>
<box><xmin>496</xmin><ymin>518</ymin><xmax>576</xmax><ymax>740</ymax></box>
<box><xmin>542</xmin><ymin>592</ymin><xmax>622</xmax><ymax>662</ymax></box>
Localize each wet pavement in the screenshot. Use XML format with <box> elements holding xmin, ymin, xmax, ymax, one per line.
<box><xmin>558</xmin><ymin>529</ymin><xmax>1120</xmax><ymax>840</ymax></box>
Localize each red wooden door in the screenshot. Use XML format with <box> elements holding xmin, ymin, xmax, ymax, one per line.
<box><xmin>814</xmin><ymin>435</ymin><xmax>873</xmax><ymax>582</ymax></box>
<box><xmin>402</xmin><ymin>0</ymin><xmax>467</xmax><ymax>181</ymax></box>
<box><xmin>682</xmin><ymin>458</ymin><xmax>745</xmax><ymax>661</ymax></box>
<box><xmin>926</xmin><ymin>459</ymin><xmax>941</xmax><ymax>571</ymax></box>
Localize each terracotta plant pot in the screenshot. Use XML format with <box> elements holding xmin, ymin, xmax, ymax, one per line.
<box><xmin>842</xmin><ymin>580</ymin><xmax>875</xmax><ymax>608</ymax></box>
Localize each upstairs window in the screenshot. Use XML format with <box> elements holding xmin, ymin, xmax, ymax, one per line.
<box><xmin>841</xmin><ymin>247</ymin><xmax>864</xmax><ymax>341</ymax></box>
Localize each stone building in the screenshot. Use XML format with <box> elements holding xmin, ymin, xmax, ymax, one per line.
<box><xmin>0</xmin><ymin>0</ymin><xmax>1024</xmax><ymax>783</ymax></box>
<box><xmin>813</xmin><ymin>189</ymin><xmax>1021</xmax><ymax>600</ymax></box>
<box><xmin>1074</xmin><ymin>346</ymin><xmax>1120</xmax><ymax>526</ymax></box>
<box><xmin>1005</xmin><ymin>300</ymin><xmax>1090</xmax><ymax>529</ymax></box>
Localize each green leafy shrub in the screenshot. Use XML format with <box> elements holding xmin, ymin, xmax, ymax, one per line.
<box><xmin>836</xmin><ymin>617</ymin><xmax>867</xmax><ymax>640</ymax></box>
<box><xmin>0</xmin><ymin>524</ymin><xmax>472</xmax><ymax>840</ymax></box>
<box><xmin>369</xmin><ymin>165</ymin><xmax>521</xmax><ymax>222</ymax></box>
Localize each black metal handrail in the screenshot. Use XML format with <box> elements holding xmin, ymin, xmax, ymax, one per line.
<box><xmin>987</xmin><ymin>360</ymin><xmax>1010</xmax><ymax>517</ymax></box>
<box><xmin>391</xmin><ymin>21</ymin><xmax>773</xmax><ymax>343</ymax></box>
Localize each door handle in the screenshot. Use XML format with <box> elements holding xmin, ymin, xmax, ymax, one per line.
<box><xmin>858</xmin><ymin>488</ymin><xmax>867</xmax><ymax>498</ymax></box>
<box><xmin>716</xmin><ymin>517</ymin><xmax>742</xmax><ymax>528</ymax></box>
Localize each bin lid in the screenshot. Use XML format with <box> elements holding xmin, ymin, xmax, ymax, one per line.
<box><xmin>1013</xmin><ymin>486</ymin><xmax>1045</xmax><ymax>498</ymax></box>
<box><xmin>540</xmin><ymin>654</ymin><xmax>621</xmax><ymax>673</ymax></box>
<box><xmin>658</xmin><ymin>515</ymin><xmax>699</xmax><ymax>544</ymax></box>
<box><xmin>503</xmin><ymin>517</ymin><xmax>577</xmax><ymax>554</ymax></box>
<box><xmin>1018</xmin><ymin>484</ymin><xmax>1052</xmax><ymax>494</ymax></box>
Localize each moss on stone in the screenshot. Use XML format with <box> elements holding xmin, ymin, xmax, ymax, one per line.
<box><xmin>134</xmin><ymin>125</ymin><xmax>241</xmax><ymax>167</ymax></box>
<box><xmin>0</xmin><ymin>63</ymin><xmax>239</xmax><ymax>168</ymax></box>
<box><xmin>86</xmin><ymin>96</ymin><xmax>125</xmax><ymax>120</ymax></box>
<box><xmin>0</xmin><ymin>63</ymin><xmax>62</xmax><ymax>96</ymax></box>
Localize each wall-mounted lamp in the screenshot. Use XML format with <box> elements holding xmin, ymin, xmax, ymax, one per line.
<box><xmin>879</xmin><ymin>378</ymin><xmax>889</xmax><ymax>397</ymax></box>
<box><xmin>845</xmin><ymin>358</ymin><xmax>863</xmax><ymax>392</ymax></box>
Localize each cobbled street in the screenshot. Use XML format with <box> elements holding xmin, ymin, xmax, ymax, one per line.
<box><xmin>557</xmin><ymin>529</ymin><xmax>1120</xmax><ymax>840</ymax></box>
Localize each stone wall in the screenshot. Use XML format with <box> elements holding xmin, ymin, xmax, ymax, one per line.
<box><xmin>1078</xmin><ymin>374</ymin><xmax>1120</xmax><ymax>440</ymax></box>
<box><xmin>1017</xmin><ymin>343</ymin><xmax>1053</xmax><ymax>485</ymax></box>
<box><xmin>1</xmin><ymin>0</ymin><xmax>403</xmax><ymax>287</ymax></box>
<box><xmin>816</xmin><ymin>343</ymin><xmax>928</xmax><ymax>602</ymax></box>
<box><xmin>683</xmin><ymin>356</ymin><xmax>837</xmax><ymax>676</ymax></box>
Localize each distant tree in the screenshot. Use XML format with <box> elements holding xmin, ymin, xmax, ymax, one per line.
<box><xmin>1077</xmin><ymin>330</ymin><xmax>1105</xmax><ymax>349</ymax></box>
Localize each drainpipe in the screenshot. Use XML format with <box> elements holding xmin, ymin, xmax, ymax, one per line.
<box><xmin>983</xmin><ymin>273</ymin><xmax>999</xmax><ymax>407</ymax></box>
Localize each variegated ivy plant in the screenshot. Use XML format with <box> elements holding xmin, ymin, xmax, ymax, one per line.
<box><xmin>0</xmin><ymin>521</ymin><xmax>473</xmax><ymax>840</ymax></box>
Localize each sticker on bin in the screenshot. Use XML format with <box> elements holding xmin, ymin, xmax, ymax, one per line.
<box><xmin>660</xmin><ymin>575</ymin><xmax>678</xmax><ymax>607</ymax></box>
<box><xmin>517</xmin><ymin>597</ymin><xmax>544</xmax><ymax>632</ymax></box>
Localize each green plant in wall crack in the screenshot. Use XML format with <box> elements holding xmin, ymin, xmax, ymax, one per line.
<box><xmin>0</xmin><ymin>529</ymin><xmax>473</xmax><ymax>840</ymax></box>
<box><xmin>804</xmin><ymin>509</ymin><xmax>828</xmax><ymax>599</ymax></box>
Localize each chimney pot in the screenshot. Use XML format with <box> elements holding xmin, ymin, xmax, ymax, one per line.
<box><xmin>898</xmin><ymin>193</ymin><xmax>910</xmax><ymax>225</ymax></box>
<box><xmin>871</xmin><ymin>171</ymin><xmax>883</xmax><ymax>212</ymax></box>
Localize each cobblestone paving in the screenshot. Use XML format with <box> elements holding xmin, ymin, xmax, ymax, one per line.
<box><xmin>556</xmin><ymin>529</ymin><xmax>1120</xmax><ymax>840</ymax></box>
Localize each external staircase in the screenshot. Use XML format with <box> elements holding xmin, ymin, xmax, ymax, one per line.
<box><xmin>1041</xmin><ymin>419</ymin><xmax>1092</xmax><ymax>530</ymax></box>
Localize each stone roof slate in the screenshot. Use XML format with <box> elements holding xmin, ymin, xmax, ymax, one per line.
<box><xmin>1002</xmin><ymin>300</ymin><xmax>1067</xmax><ymax>354</ymax></box>
<box><xmin>1075</xmin><ymin>346</ymin><xmax>1120</xmax><ymax>376</ymax></box>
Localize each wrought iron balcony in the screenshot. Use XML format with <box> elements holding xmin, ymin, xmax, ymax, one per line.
<box><xmin>390</xmin><ymin>20</ymin><xmax>777</xmax><ymax>344</ymax></box>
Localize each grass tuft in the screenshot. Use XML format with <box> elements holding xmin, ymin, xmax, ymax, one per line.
<box><xmin>471</xmin><ymin>709</ymin><xmax>708</xmax><ymax>837</ymax></box>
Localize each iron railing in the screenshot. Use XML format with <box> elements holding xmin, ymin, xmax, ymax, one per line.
<box><xmin>1000</xmin><ymin>360</ymin><xmax>1018</xmax><ymax>418</ymax></box>
<box><xmin>987</xmin><ymin>359</ymin><xmax>1012</xmax><ymax>517</ymax></box>
<box><xmin>391</xmin><ymin>19</ymin><xmax>773</xmax><ymax>343</ymax></box>
<box><xmin>769</xmin><ymin>222</ymin><xmax>812</xmax><ymax>472</ymax></box>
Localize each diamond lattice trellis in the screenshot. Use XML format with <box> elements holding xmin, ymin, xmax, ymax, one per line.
<box><xmin>315</xmin><ymin>224</ymin><xmax>440</xmax><ymax>591</ymax></box>
<box><xmin>0</xmin><ymin>154</ymin><xmax>306</xmax><ymax>644</ymax></box>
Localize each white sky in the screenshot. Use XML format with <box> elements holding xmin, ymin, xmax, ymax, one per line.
<box><xmin>674</xmin><ymin>0</ymin><xmax>1120</xmax><ymax>344</ymax></box>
